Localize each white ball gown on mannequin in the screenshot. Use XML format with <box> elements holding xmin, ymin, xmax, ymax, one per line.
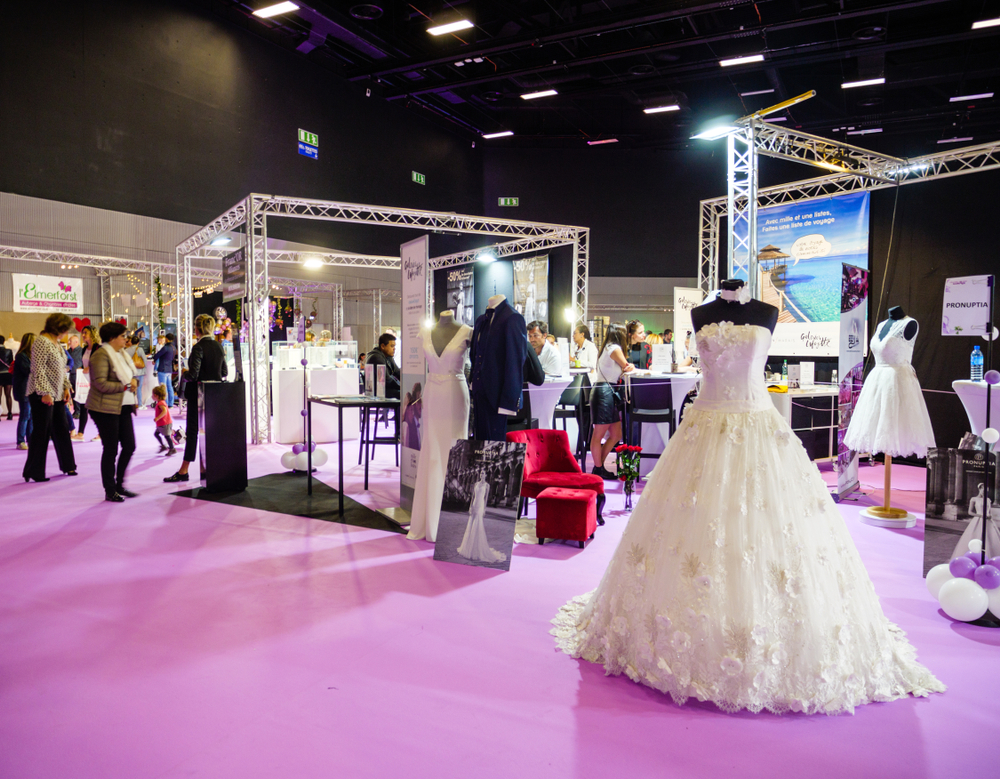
<box><xmin>843</xmin><ymin>316</ymin><xmax>935</xmax><ymax>458</ymax></box>
<box><xmin>552</xmin><ymin>321</ymin><xmax>944</xmax><ymax>714</ymax></box>
<box><xmin>407</xmin><ymin>323</ymin><xmax>472</xmax><ymax>542</ymax></box>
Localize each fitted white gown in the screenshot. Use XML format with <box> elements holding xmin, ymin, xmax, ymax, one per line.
<box><xmin>407</xmin><ymin>324</ymin><xmax>472</xmax><ymax>543</ymax></box>
<box><xmin>552</xmin><ymin>321</ymin><xmax>944</xmax><ymax>715</ymax></box>
<box><xmin>843</xmin><ymin>316</ymin><xmax>936</xmax><ymax>458</ymax></box>
<box><xmin>457</xmin><ymin>478</ymin><xmax>507</xmax><ymax>563</ymax></box>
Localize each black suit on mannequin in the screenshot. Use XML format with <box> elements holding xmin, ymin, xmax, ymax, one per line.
<box><xmin>469</xmin><ymin>298</ymin><xmax>528</xmax><ymax>441</ymax></box>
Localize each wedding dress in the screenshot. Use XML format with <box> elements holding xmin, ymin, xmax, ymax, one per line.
<box><xmin>552</xmin><ymin>321</ymin><xmax>944</xmax><ymax>715</ymax></box>
<box><xmin>457</xmin><ymin>477</ymin><xmax>507</xmax><ymax>563</ymax></box>
<box><xmin>407</xmin><ymin>324</ymin><xmax>472</xmax><ymax>543</ymax></box>
<box><xmin>843</xmin><ymin>316</ymin><xmax>936</xmax><ymax>458</ymax></box>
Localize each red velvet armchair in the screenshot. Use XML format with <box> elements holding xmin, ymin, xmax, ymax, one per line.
<box><xmin>506</xmin><ymin>429</ymin><xmax>606</xmax><ymax>525</ymax></box>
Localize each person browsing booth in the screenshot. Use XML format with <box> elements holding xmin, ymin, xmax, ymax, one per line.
<box><xmin>365</xmin><ymin>333</ymin><xmax>401</xmax><ymax>398</ymax></box>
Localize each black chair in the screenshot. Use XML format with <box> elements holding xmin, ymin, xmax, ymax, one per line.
<box><xmin>552</xmin><ymin>373</ymin><xmax>586</xmax><ymax>429</ymax></box>
<box><xmin>507</xmin><ymin>382</ymin><xmax>539</xmax><ymax>432</ymax></box>
<box><xmin>359</xmin><ymin>406</ymin><xmax>399</xmax><ymax>488</ymax></box>
<box><xmin>552</xmin><ymin>374</ymin><xmax>593</xmax><ymax>470</ymax></box>
<box><xmin>624</xmin><ymin>375</ymin><xmax>675</xmax><ymax>464</ymax></box>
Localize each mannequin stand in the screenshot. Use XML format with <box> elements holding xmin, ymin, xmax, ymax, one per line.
<box><xmin>860</xmin><ymin>454</ymin><xmax>916</xmax><ymax>528</ymax></box>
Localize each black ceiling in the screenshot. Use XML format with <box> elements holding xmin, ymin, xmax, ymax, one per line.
<box><xmin>205</xmin><ymin>0</ymin><xmax>1000</xmax><ymax>157</ymax></box>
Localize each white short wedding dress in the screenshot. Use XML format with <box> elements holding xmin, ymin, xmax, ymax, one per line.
<box><xmin>552</xmin><ymin>321</ymin><xmax>944</xmax><ymax>715</ymax></box>
<box><xmin>457</xmin><ymin>477</ymin><xmax>507</xmax><ymax>563</ymax></box>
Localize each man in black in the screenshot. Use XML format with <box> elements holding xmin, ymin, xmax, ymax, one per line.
<box><xmin>365</xmin><ymin>333</ymin><xmax>400</xmax><ymax>398</ymax></box>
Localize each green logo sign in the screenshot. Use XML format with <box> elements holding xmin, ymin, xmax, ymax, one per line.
<box><xmin>297</xmin><ymin>129</ymin><xmax>319</xmax><ymax>147</ymax></box>
<box><xmin>412</xmin><ymin>171</ymin><xmax>426</xmax><ymax>185</ymax></box>
<box><xmin>498</xmin><ymin>197</ymin><xmax>519</xmax><ymax>207</ymax></box>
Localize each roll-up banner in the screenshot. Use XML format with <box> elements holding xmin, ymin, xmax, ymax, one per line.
<box><xmin>836</xmin><ymin>263</ymin><xmax>869</xmax><ymax>500</ymax></box>
<box><xmin>672</xmin><ymin>287</ymin><xmax>703</xmax><ymax>362</ymax></box>
<box><xmin>399</xmin><ymin>236</ymin><xmax>429</xmax><ymax>515</ymax></box>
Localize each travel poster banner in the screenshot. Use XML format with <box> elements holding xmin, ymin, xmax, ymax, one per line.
<box><xmin>12</xmin><ymin>273</ymin><xmax>84</xmax><ymax>314</ymax></box>
<box><xmin>400</xmin><ymin>236</ymin><xmax>429</xmax><ymax>513</ymax></box>
<box><xmin>446</xmin><ymin>265</ymin><xmax>475</xmax><ymax>327</ymax></box>
<box><xmin>941</xmin><ymin>275</ymin><xmax>992</xmax><ymax>338</ymax></box>
<box><xmin>733</xmin><ymin>191</ymin><xmax>870</xmax><ymax>357</ymax></box>
<box><xmin>513</xmin><ymin>255</ymin><xmax>548</xmax><ymax>324</ymax></box>
<box><xmin>836</xmin><ymin>263</ymin><xmax>869</xmax><ymax>499</ymax></box>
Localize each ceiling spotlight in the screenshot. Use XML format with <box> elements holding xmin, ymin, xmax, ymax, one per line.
<box><xmin>764</xmin><ymin>116</ymin><xmax>787</xmax><ymax>122</ymax></box>
<box><xmin>852</xmin><ymin>26</ymin><xmax>885</xmax><ymax>41</ymax></box>
<box><xmin>841</xmin><ymin>77</ymin><xmax>885</xmax><ymax>89</ymax></box>
<box><xmin>720</xmin><ymin>54</ymin><xmax>764</xmax><ymax>67</ymax></box>
<box><xmin>477</xmin><ymin>251</ymin><xmax>497</xmax><ymax>263</ymax></box>
<box><xmin>427</xmin><ymin>19</ymin><xmax>474</xmax><ymax>35</ymax></box>
<box><xmin>302</xmin><ymin>256</ymin><xmax>324</xmax><ymax>269</ymax></box>
<box><xmin>692</xmin><ymin>124</ymin><xmax>737</xmax><ymax>140</ymax></box>
<box><xmin>739</xmin><ymin>88</ymin><xmax>774</xmax><ymax>97</ymax></box>
<box><xmin>643</xmin><ymin>104</ymin><xmax>680</xmax><ymax>114</ymax></box>
<box><xmin>210</xmin><ymin>236</ymin><xmax>232</xmax><ymax>246</ymax></box>
<box><xmin>349</xmin><ymin>4</ymin><xmax>383</xmax><ymax>20</ymax></box>
<box><xmin>937</xmin><ymin>137</ymin><xmax>974</xmax><ymax>144</ymax></box>
<box><xmin>587</xmin><ymin>138</ymin><xmax>619</xmax><ymax>145</ymax></box>
<box><xmin>846</xmin><ymin>128</ymin><xmax>882</xmax><ymax>135</ymax></box>
<box><xmin>521</xmin><ymin>89</ymin><xmax>558</xmax><ymax>100</ymax></box>
<box><xmin>950</xmin><ymin>93</ymin><xmax>993</xmax><ymax>102</ymax></box>
<box><xmin>253</xmin><ymin>2</ymin><xmax>299</xmax><ymax>18</ymax></box>
<box><xmin>972</xmin><ymin>17</ymin><xmax>1000</xmax><ymax>30</ymax></box>
<box><xmin>482</xmin><ymin>131</ymin><xmax>513</xmax><ymax>139</ymax></box>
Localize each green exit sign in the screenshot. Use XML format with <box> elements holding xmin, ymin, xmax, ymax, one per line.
<box><xmin>298</xmin><ymin>129</ymin><xmax>319</xmax><ymax>147</ymax></box>
<box><xmin>498</xmin><ymin>197</ymin><xmax>519</xmax><ymax>207</ymax></box>
<box><xmin>412</xmin><ymin>171</ymin><xmax>426</xmax><ymax>185</ymax></box>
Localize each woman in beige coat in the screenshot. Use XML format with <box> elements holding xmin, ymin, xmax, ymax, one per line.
<box><xmin>86</xmin><ymin>321</ymin><xmax>138</xmax><ymax>502</ymax></box>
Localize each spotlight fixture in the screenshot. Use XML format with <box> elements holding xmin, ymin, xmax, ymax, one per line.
<box><xmin>349</xmin><ymin>4</ymin><xmax>383</xmax><ymax>21</ymax></box>
<box><xmin>950</xmin><ymin>93</ymin><xmax>993</xmax><ymax>102</ymax></box>
<box><xmin>210</xmin><ymin>236</ymin><xmax>232</xmax><ymax>246</ymax></box>
<box><xmin>302</xmin><ymin>256</ymin><xmax>324</xmax><ymax>269</ymax></box>
<box><xmin>841</xmin><ymin>78</ymin><xmax>885</xmax><ymax>89</ymax></box>
<box><xmin>846</xmin><ymin>128</ymin><xmax>882</xmax><ymax>135</ymax></box>
<box><xmin>427</xmin><ymin>19</ymin><xmax>474</xmax><ymax>35</ymax></box>
<box><xmin>972</xmin><ymin>17</ymin><xmax>1000</xmax><ymax>30</ymax></box>
<box><xmin>720</xmin><ymin>54</ymin><xmax>764</xmax><ymax>67</ymax></box>
<box><xmin>764</xmin><ymin>116</ymin><xmax>787</xmax><ymax>122</ymax></box>
<box><xmin>425</xmin><ymin>317</ymin><xmax>436</xmax><ymax>328</ymax></box>
<box><xmin>482</xmin><ymin>131</ymin><xmax>513</xmax><ymax>139</ymax></box>
<box><xmin>643</xmin><ymin>104</ymin><xmax>680</xmax><ymax>114</ymax></box>
<box><xmin>520</xmin><ymin>89</ymin><xmax>558</xmax><ymax>100</ymax></box>
<box><xmin>587</xmin><ymin>138</ymin><xmax>618</xmax><ymax>145</ymax></box>
<box><xmin>477</xmin><ymin>251</ymin><xmax>497</xmax><ymax>263</ymax></box>
<box><xmin>564</xmin><ymin>307</ymin><xmax>576</xmax><ymax>322</ymax></box>
<box><xmin>253</xmin><ymin>2</ymin><xmax>299</xmax><ymax>18</ymax></box>
<box><xmin>739</xmin><ymin>88</ymin><xmax>774</xmax><ymax>97</ymax></box>
<box><xmin>937</xmin><ymin>137</ymin><xmax>974</xmax><ymax>144</ymax></box>
<box><xmin>691</xmin><ymin>124</ymin><xmax>737</xmax><ymax>140</ymax></box>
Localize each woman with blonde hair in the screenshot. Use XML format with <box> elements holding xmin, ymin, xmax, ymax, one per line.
<box><xmin>71</xmin><ymin>325</ymin><xmax>101</xmax><ymax>441</ymax></box>
<box><xmin>164</xmin><ymin>314</ymin><xmax>228</xmax><ymax>483</ymax></box>
<box><xmin>23</xmin><ymin>313</ymin><xmax>77</xmax><ymax>482</ymax></box>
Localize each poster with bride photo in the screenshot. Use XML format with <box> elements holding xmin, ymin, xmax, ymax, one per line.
<box><xmin>446</xmin><ymin>266</ymin><xmax>475</xmax><ymax>327</ymax></box>
<box><xmin>433</xmin><ymin>440</ymin><xmax>526</xmax><ymax>572</ymax></box>
<box><xmin>513</xmin><ymin>256</ymin><xmax>548</xmax><ymax>325</ymax></box>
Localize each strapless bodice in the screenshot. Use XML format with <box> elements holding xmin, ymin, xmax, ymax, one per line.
<box><xmin>692</xmin><ymin>322</ymin><xmax>773</xmax><ymax>412</ymax></box>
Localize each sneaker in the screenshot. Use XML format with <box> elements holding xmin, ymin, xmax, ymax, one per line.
<box><xmin>17</xmin><ymin>442</ymin><xmax>28</xmax><ymax>450</ymax></box>
<box><xmin>71</xmin><ymin>433</ymin><xmax>84</xmax><ymax>441</ymax></box>
<box><xmin>157</xmin><ymin>444</ymin><xmax>168</xmax><ymax>453</ymax></box>
<box><xmin>91</xmin><ymin>435</ymin><xmax>101</xmax><ymax>442</ymax></box>
<box><xmin>167</xmin><ymin>449</ymin><xmax>177</xmax><ymax>456</ymax></box>
<box><xmin>163</xmin><ymin>472</ymin><xmax>189</xmax><ymax>483</ymax></box>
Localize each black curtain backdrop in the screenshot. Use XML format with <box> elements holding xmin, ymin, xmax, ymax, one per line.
<box><xmin>868</xmin><ymin>168</ymin><xmax>1000</xmax><ymax>461</ymax></box>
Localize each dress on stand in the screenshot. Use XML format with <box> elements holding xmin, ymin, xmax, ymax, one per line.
<box><xmin>457</xmin><ymin>478</ymin><xmax>507</xmax><ymax>563</ymax></box>
<box><xmin>551</xmin><ymin>321</ymin><xmax>944</xmax><ymax>715</ymax></box>
<box><xmin>843</xmin><ymin>316</ymin><xmax>936</xmax><ymax>458</ymax></box>
<box><xmin>407</xmin><ymin>324</ymin><xmax>472</xmax><ymax>542</ymax></box>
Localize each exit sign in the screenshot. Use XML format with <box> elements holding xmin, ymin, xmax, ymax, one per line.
<box><xmin>298</xmin><ymin>129</ymin><xmax>319</xmax><ymax>147</ymax></box>
<box><xmin>498</xmin><ymin>197</ymin><xmax>519</xmax><ymax>207</ymax></box>
<box><xmin>412</xmin><ymin>171</ymin><xmax>426</xmax><ymax>185</ymax></box>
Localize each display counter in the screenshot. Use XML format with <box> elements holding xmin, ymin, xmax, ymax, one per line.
<box><xmin>273</xmin><ymin>367</ymin><xmax>361</xmax><ymax>444</ymax></box>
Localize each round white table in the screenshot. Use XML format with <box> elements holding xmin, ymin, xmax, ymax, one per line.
<box><xmin>525</xmin><ymin>376</ymin><xmax>573</xmax><ymax>430</ymax></box>
<box><xmin>953</xmin><ymin>379</ymin><xmax>999</xmax><ymax>449</ymax></box>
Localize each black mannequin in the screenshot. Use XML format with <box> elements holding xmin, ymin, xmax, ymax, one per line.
<box><xmin>878</xmin><ymin>306</ymin><xmax>918</xmax><ymax>341</ymax></box>
<box><xmin>431</xmin><ymin>310</ymin><xmax>462</xmax><ymax>356</ymax></box>
<box><xmin>691</xmin><ymin>279</ymin><xmax>780</xmax><ymax>333</ymax></box>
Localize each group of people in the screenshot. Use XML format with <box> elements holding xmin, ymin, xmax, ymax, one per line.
<box><xmin>12</xmin><ymin>312</ymin><xmax>225</xmax><ymax>501</ymax></box>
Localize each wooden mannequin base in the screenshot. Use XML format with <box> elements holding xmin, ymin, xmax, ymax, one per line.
<box><xmin>860</xmin><ymin>506</ymin><xmax>916</xmax><ymax>528</ymax></box>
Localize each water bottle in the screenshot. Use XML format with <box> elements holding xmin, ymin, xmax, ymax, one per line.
<box><xmin>782</xmin><ymin>360</ymin><xmax>788</xmax><ymax>382</ymax></box>
<box><xmin>832</xmin><ymin>369</ymin><xmax>838</xmax><ymax>386</ymax></box>
<box><xmin>971</xmin><ymin>345</ymin><xmax>984</xmax><ymax>381</ymax></box>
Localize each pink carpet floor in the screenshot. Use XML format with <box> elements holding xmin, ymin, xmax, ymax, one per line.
<box><xmin>1</xmin><ymin>411</ymin><xmax>996</xmax><ymax>779</ymax></box>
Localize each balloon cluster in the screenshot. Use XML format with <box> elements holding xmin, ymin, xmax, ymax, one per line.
<box><xmin>281</xmin><ymin>441</ymin><xmax>329</xmax><ymax>472</ymax></box>
<box><xmin>927</xmin><ymin>538</ymin><xmax>1000</xmax><ymax>622</ymax></box>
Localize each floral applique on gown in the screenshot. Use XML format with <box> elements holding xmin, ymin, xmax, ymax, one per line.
<box><xmin>551</xmin><ymin>321</ymin><xmax>945</xmax><ymax>715</ymax></box>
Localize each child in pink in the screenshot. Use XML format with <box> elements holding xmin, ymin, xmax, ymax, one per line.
<box><xmin>152</xmin><ymin>384</ymin><xmax>176</xmax><ymax>455</ymax></box>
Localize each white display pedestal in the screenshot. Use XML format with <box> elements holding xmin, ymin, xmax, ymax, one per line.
<box><xmin>954</xmin><ymin>380</ymin><xmax>999</xmax><ymax>451</ymax></box>
<box><xmin>272</xmin><ymin>367</ymin><xmax>360</xmax><ymax>444</ymax></box>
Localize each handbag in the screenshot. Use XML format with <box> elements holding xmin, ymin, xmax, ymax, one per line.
<box><xmin>132</xmin><ymin>350</ymin><xmax>145</xmax><ymax>370</ymax></box>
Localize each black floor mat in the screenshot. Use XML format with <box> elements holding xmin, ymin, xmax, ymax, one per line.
<box><xmin>173</xmin><ymin>471</ymin><xmax>405</xmax><ymax>534</ymax></box>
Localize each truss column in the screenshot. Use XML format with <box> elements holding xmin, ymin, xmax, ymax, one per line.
<box><xmin>99</xmin><ymin>272</ymin><xmax>112</xmax><ymax>323</ymax></box>
<box><xmin>335</xmin><ymin>285</ymin><xmax>344</xmax><ymax>339</ymax></box>
<box><xmin>698</xmin><ymin>201</ymin><xmax>722</xmax><ymax>298</ymax></box>
<box><xmin>247</xmin><ymin>199</ymin><xmax>271</xmax><ymax>444</ymax></box>
<box><xmin>148</xmin><ymin>266</ymin><xmax>155</xmax><ymax>334</ymax></box>
<box><xmin>727</xmin><ymin>126</ymin><xmax>759</xmax><ymax>298</ymax></box>
<box><xmin>573</xmin><ymin>229</ymin><xmax>589</xmax><ymax>330</ymax></box>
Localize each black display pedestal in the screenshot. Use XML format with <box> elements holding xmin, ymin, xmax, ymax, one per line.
<box><xmin>198</xmin><ymin>381</ymin><xmax>248</xmax><ymax>493</ymax></box>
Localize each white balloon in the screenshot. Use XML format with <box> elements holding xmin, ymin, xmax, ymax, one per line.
<box><xmin>312</xmin><ymin>448</ymin><xmax>328</xmax><ymax>467</ymax></box>
<box><xmin>294</xmin><ymin>452</ymin><xmax>311</xmax><ymax>472</ymax></box>
<box><xmin>938</xmin><ymin>578</ymin><xmax>989</xmax><ymax>622</ymax></box>
<box><xmin>926</xmin><ymin>563</ymin><xmax>955</xmax><ymax>600</ymax></box>
<box><xmin>982</xmin><ymin>427</ymin><xmax>999</xmax><ymax>445</ymax></box>
<box><xmin>280</xmin><ymin>451</ymin><xmax>297</xmax><ymax>470</ymax></box>
<box><xmin>988</xmin><ymin>585</ymin><xmax>1000</xmax><ymax>618</ymax></box>
<box><xmin>969</xmin><ymin>538</ymin><xmax>984</xmax><ymax>554</ymax></box>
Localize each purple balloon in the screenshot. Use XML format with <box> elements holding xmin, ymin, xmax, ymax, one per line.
<box><xmin>949</xmin><ymin>556</ymin><xmax>977</xmax><ymax>580</ymax></box>
<box><xmin>300</xmin><ymin>409</ymin><xmax>308</xmax><ymax>417</ymax></box>
<box><xmin>974</xmin><ymin>564</ymin><xmax>1000</xmax><ymax>591</ymax></box>
<box><xmin>310</xmin><ymin>442</ymin><xmax>317</xmax><ymax>452</ymax></box>
<box><xmin>301</xmin><ymin>358</ymin><xmax>309</xmax><ymax>366</ymax></box>
<box><xmin>966</xmin><ymin>551</ymin><xmax>984</xmax><ymax>565</ymax></box>
<box><xmin>292</xmin><ymin>444</ymin><xmax>304</xmax><ymax>455</ymax></box>
<box><xmin>988</xmin><ymin>557</ymin><xmax>1000</xmax><ymax>570</ymax></box>
<box><xmin>985</xmin><ymin>369</ymin><xmax>1000</xmax><ymax>386</ymax></box>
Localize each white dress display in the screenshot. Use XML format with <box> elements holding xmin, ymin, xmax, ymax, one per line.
<box><xmin>843</xmin><ymin>316</ymin><xmax>936</xmax><ymax>458</ymax></box>
<box><xmin>951</xmin><ymin>486</ymin><xmax>1000</xmax><ymax>562</ymax></box>
<box><xmin>551</xmin><ymin>321</ymin><xmax>944</xmax><ymax>715</ymax></box>
<box><xmin>457</xmin><ymin>477</ymin><xmax>507</xmax><ymax>563</ymax></box>
<box><xmin>407</xmin><ymin>324</ymin><xmax>473</xmax><ymax>542</ymax></box>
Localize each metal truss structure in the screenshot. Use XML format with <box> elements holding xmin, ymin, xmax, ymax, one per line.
<box><xmin>343</xmin><ymin>288</ymin><xmax>403</xmax><ymax>338</ymax></box>
<box><xmin>177</xmin><ymin>194</ymin><xmax>589</xmax><ymax>444</ymax></box>
<box><xmin>699</xmin><ymin>137</ymin><xmax>1000</xmax><ymax>298</ymax></box>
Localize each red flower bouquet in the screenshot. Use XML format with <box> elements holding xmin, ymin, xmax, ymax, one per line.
<box><xmin>614</xmin><ymin>444</ymin><xmax>642</xmax><ymax>510</ymax></box>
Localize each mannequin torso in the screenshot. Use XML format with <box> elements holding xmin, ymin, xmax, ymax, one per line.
<box><xmin>879</xmin><ymin>306</ymin><xmax>918</xmax><ymax>341</ymax></box>
<box><xmin>691</xmin><ymin>281</ymin><xmax>779</xmax><ymax>333</ymax></box>
<box><xmin>432</xmin><ymin>311</ymin><xmax>462</xmax><ymax>356</ymax></box>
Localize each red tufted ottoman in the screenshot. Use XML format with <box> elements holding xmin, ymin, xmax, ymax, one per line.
<box><xmin>536</xmin><ymin>487</ymin><xmax>597</xmax><ymax>548</ymax></box>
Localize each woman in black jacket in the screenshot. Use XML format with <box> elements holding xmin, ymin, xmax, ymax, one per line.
<box><xmin>164</xmin><ymin>314</ymin><xmax>227</xmax><ymax>483</ymax></box>
<box><xmin>13</xmin><ymin>333</ymin><xmax>35</xmax><ymax>449</ymax></box>
<box><xmin>0</xmin><ymin>335</ymin><xmax>13</xmax><ymax>420</ymax></box>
